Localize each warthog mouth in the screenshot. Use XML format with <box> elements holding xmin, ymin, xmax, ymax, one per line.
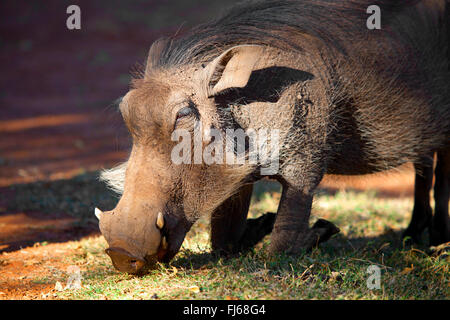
<box><xmin>105</xmin><ymin>248</ymin><xmax>168</xmax><ymax>275</ymax></box>
<box><xmin>98</xmin><ymin>208</ymin><xmax>175</xmax><ymax>274</ymax></box>
<box><xmin>105</xmin><ymin>247</ymin><xmax>147</xmax><ymax>274</ymax></box>
<box><xmin>97</xmin><ymin>208</ymin><xmax>191</xmax><ymax>274</ymax></box>
<box><xmin>105</xmin><ymin>236</ymin><xmax>171</xmax><ymax>274</ymax></box>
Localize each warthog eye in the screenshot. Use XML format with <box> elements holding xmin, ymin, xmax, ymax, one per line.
<box><xmin>176</xmin><ymin>106</ymin><xmax>192</xmax><ymax>120</ymax></box>
<box><xmin>174</xmin><ymin>102</ymin><xmax>198</xmax><ymax>128</ymax></box>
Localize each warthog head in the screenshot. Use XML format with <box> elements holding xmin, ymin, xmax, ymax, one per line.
<box><xmin>96</xmin><ymin>42</ymin><xmax>265</xmax><ymax>273</ymax></box>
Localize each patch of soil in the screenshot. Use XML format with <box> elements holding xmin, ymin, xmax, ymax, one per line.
<box><xmin>0</xmin><ymin>239</ymin><xmax>96</xmax><ymax>300</ymax></box>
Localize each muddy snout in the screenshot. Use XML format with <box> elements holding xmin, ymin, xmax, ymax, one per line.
<box><xmin>98</xmin><ymin>208</ymin><xmax>170</xmax><ymax>274</ymax></box>
<box><xmin>105</xmin><ymin>247</ymin><xmax>150</xmax><ymax>274</ymax></box>
<box><xmin>105</xmin><ymin>240</ymin><xmax>166</xmax><ymax>274</ymax></box>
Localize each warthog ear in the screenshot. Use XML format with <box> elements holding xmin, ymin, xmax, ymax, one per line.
<box><xmin>145</xmin><ymin>38</ymin><xmax>170</xmax><ymax>77</ymax></box>
<box><xmin>205</xmin><ymin>45</ymin><xmax>264</xmax><ymax>97</ymax></box>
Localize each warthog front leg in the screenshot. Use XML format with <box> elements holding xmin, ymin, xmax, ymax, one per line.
<box><xmin>269</xmin><ymin>186</ymin><xmax>340</xmax><ymax>255</ymax></box>
<box><xmin>210</xmin><ymin>184</ymin><xmax>276</xmax><ymax>254</ymax></box>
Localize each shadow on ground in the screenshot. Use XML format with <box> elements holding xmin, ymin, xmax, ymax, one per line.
<box><xmin>0</xmin><ymin>171</ymin><xmax>119</xmax><ymax>253</ymax></box>
<box><xmin>170</xmin><ymin>228</ymin><xmax>428</xmax><ymax>272</ymax></box>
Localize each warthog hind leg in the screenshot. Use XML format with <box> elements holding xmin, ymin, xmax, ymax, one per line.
<box><xmin>210</xmin><ymin>184</ymin><xmax>276</xmax><ymax>254</ymax></box>
<box><xmin>403</xmin><ymin>155</ymin><xmax>434</xmax><ymax>244</ymax></box>
<box><xmin>430</xmin><ymin>149</ymin><xmax>450</xmax><ymax>246</ymax></box>
<box><xmin>238</xmin><ymin>212</ymin><xmax>276</xmax><ymax>251</ymax></box>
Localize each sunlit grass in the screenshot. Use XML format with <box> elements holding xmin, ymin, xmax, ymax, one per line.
<box><xmin>49</xmin><ymin>181</ymin><xmax>448</xmax><ymax>300</ymax></box>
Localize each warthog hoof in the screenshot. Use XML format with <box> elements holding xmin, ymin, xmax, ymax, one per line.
<box><xmin>268</xmin><ymin>218</ymin><xmax>340</xmax><ymax>255</ymax></box>
<box><xmin>311</xmin><ymin>218</ymin><xmax>341</xmax><ymax>244</ymax></box>
<box><xmin>239</xmin><ymin>212</ymin><xmax>277</xmax><ymax>252</ymax></box>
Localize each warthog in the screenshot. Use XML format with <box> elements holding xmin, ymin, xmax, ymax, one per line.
<box><xmin>96</xmin><ymin>0</ymin><xmax>450</xmax><ymax>273</ymax></box>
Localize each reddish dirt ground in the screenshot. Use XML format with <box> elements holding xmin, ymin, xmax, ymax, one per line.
<box><xmin>0</xmin><ymin>241</ymin><xmax>79</xmax><ymax>299</ymax></box>
<box><xmin>0</xmin><ymin>0</ymin><xmax>417</xmax><ymax>299</ymax></box>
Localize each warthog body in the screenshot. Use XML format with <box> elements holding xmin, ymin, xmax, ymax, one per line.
<box><xmin>97</xmin><ymin>0</ymin><xmax>450</xmax><ymax>273</ymax></box>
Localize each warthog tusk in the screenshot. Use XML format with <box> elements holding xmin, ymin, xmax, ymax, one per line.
<box><xmin>95</xmin><ymin>207</ymin><xmax>102</xmax><ymax>220</ymax></box>
<box><xmin>156</xmin><ymin>212</ymin><xmax>164</xmax><ymax>229</ymax></box>
<box><xmin>161</xmin><ymin>236</ymin><xmax>168</xmax><ymax>250</ymax></box>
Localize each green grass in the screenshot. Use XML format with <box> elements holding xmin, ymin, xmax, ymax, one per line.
<box><xmin>44</xmin><ymin>178</ymin><xmax>448</xmax><ymax>300</ymax></box>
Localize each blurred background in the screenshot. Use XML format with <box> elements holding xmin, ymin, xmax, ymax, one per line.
<box><xmin>0</xmin><ymin>0</ymin><xmax>242</xmax><ymax>187</ymax></box>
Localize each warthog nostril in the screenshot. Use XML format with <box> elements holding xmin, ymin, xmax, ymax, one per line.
<box><xmin>105</xmin><ymin>247</ymin><xmax>146</xmax><ymax>274</ymax></box>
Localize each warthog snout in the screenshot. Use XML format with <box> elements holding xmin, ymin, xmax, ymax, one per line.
<box><xmin>96</xmin><ymin>207</ymin><xmax>166</xmax><ymax>273</ymax></box>
<box><xmin>97</xmin><ymin>208</ymin><xmax>150</xmax><ymax>273</ymax></box>
<box><xmin>105</xmin><ymin>247</ymin><xmax>148</xmax><ymax>274</ymax></box>
<box><xmin>96</xmin><ymin>206</ymin><xmax>190</xmax><ymax>274</ymax></box>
